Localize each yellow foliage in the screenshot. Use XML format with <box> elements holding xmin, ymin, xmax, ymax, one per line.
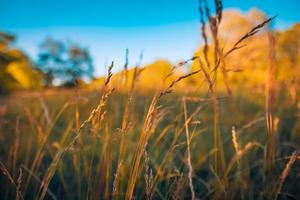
<box><xmin>6</xmin><ymin>62</ymin><xmax>33</xmax><ymax>88</ymax></box>
<box><xmin>1</xmin><ymin>46</ymin><xmax>43</xmax><ymax>92</ymax></box>
<box><xmin>5</xmin><ymin>60</ymin><xmax>42</xmax><ymax>90</ymax></box>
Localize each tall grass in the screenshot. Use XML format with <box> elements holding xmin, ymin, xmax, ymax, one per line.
<box><xmin>0</xmin><ymin>0</ymin><xmax>299</xmax><ymax>200</ymax></box>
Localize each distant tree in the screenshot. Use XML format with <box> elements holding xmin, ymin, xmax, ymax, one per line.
<box><xmin>0</xmin><ymin>32</ymin><xmax>16</xmax><ymax>49</ymax></box>
<box><xmin>37</xmin><ymin>37</ymin><xmax>94</xmax><ymax>87</ymax></box>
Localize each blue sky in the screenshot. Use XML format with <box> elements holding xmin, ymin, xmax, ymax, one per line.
<box><xmin>1</xmin><ymin>0</ymin><xmax>300</xmax><ymax>75</ymax></box>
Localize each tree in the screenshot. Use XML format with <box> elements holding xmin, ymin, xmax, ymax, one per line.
<box><xmin>37</xmin><ymin>37</ymin><xmax>94</xmax><ymax>87</ymax></box>
<box><xmin>0</xmin><ymin>32</ymin><xmax>42</xmax><ymax>94</ymax></box>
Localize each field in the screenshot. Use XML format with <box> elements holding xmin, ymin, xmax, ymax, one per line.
<box><xmin>1</xmin><ymin>0</ymin><xmax>300</xmax><ymax>199</ymax></box>
<box><xmin>0</xmin><ymin>80</ymin><xmax>299</xmax><ymax>200</ymax></box>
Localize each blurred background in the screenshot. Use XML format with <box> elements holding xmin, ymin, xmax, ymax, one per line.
<box><xmin>1</xmin><ymin>0</ymin><xmax>300</xmax><ymax>93</ymax></box>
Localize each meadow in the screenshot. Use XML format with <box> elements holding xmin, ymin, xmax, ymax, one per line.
<box><xmin>0</xmin><ymin>1</ymin><xmax>300</xmax><ymax>200</ymax></box>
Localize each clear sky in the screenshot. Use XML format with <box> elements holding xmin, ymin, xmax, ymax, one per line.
<box><xmin>1</xmin><ymin>0</ymin><xmax>300</xmax><ymax>75</ymax></box>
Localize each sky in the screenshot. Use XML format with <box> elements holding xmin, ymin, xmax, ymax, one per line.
<box><xmin>1</xmin><ymin>0</ymin><xmax>300</xmax><ymax>75</ymax></box>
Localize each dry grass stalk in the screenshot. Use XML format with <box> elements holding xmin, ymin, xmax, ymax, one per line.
<box><xmin>183</xmin><ymin>97</ymin><xmax>196</xmax><ymax>200</ymax></box>
<box><xmin>85</xmin><ymin>63</ymin><xmax>115</xmax><ymax>199</ymax></box>
<box><xmin>21</xmin><ymin>165</ymin><xmax>57</xmax><ymax>200</ymax></box>
<box><xmin>198</xmin><ymin>0</ymin><xmax>210</xmax><ymax>68</ymax></box>
<box><xmin>0</xmin><ymin>161</ymin><xmax>24</xmax><ymax>200</ymax></box>
<box><xmin>236</xmin><ymin>116</ymin><xmax>265</xmax><ymax>135</ymax></box>
<box><xmin>123</xmin><ymin>48</ymin><xmax>129</xmax><ymax>86</ymax></box>
<box><xmin>226</xmin><ymin>142</ymin><xmax>264</xmax><ymax>177</ymax></box>
<box><xmin>80</xmin><ymin>61</ymin><xmax>114</xmax><ymax>131</ymax></box>
<box><xmin>172</xmin><ymin>173</ymin><xmax>185</xmax><ymax>200</ymax></box>
<box><xmin>230</xmin><ymin>126</ymin><xmax>245</xmax><ymax>196</ymax></box>
<box><xmin>205</xmin><ymin>15</ymin><xmax>275</xmax><ymax>81</ymax></box>
<box><xmin>231</xmin><ymin>126</ymin><xmax>240</xmax><ymax>154</ymax></box>
<box><xmin>184</xmin><ymin>96</ymin><xmax>227</xmax><ymax>103</ymax></box>
<box><xmin>265</xmin><ymin>31</ymin><xmax>277</xmax><ymax>170</ymax></box>
<box><xmin>112</xmin><ymin>161</ymin><xmax>123</xmax><ymax>197</ymax></box>
<box><xmin>144</xmin><ymin>151</ymin><xmax>154</xmax><ymax>200</ymax></box>
<box><xmin>205</xmin><ymin>0</ymin><xmax>233</xmax><ymax>99</ymax></box>
<box><xmin>24</xmin><ymin>107</ymin><xmax>46</xmax><ymax>144</ymax></box>
<box><xmin>214</xmin><ymin>0</ymin><xmax>223</xmax><ymax>23</ymax></box>
<box><xmin>12</xmin><ymin>118</ymin><xmax>20</xmax><ymax>174</ymax></box>
<box><xmin>39</xmin><ymin>97</ymin><xmax>51</xmax><ymax>125</ymax></box>
<box><xmin>159</xmin><ymin>69</ymin><xmax>201</xmax><ymax>97</ymax></box>
<box><xmin>38</xmin><ymin>150</ymin><xmax>64</xmax><ymax>200</ymax></box>
<box><xmin>16</xmin><ymin>168</ymin><xmax>23</xmax><ymax>200</ymax></box>
<box><xmin>211</xmin><ymin>88</ymin><xmax>225</xmax><ymax>175</ymax></box>
<box><xmin>125</xmin><ymin>95</ymin><xmax>160</xmax><ymax>200</ymax></box>
<box><xmin>199</xmin><ymin>3</ymin><xmax>275</xmax><ymax>179</ymax></box>
<box><xmin>152</xmin><ymin>124</ymin><xmax>174</xmax><ymax>147</ymax></box>
<box><xmin>165</xmin><ymin>56</ymin><xmax>198</xmax><ymax>80</ymax></box>
<box><xmin>198</xmin><ymin>0</ymin><xmax>227</xmax><ymax>177</ymax></box>
<box><xmin>198</xmin><ymin>58</ymin><xmax>214</xmax><ymax>92</ymax></box>
<box><xmin>163</xmin><ymin>13</ymin><xmax>273</xmax><ymax>90</ymax></box>
<box><xmin>274</xmin><ymin>151</ymin><xmax>299</xmax><ymax>200</ymax></box>
<box><xmin>125</xmin><ymin>96</ymin><xmax>170</xmax><ymax>200</ymax></box>
<box><xmin>225</xmin><ymin>16</ymin><xmax>277</xmax><ymax>57</ymax></box>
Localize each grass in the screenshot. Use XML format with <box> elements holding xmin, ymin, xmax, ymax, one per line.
<box><xmin>0</xmin><ymin>0</ymin><xmax>300</xmax><ymax>199</ymax></box>
<box><xmin>0</xmin><ymin>87</ymin><xmax>299</xmax><ymax>199</ymax></box>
